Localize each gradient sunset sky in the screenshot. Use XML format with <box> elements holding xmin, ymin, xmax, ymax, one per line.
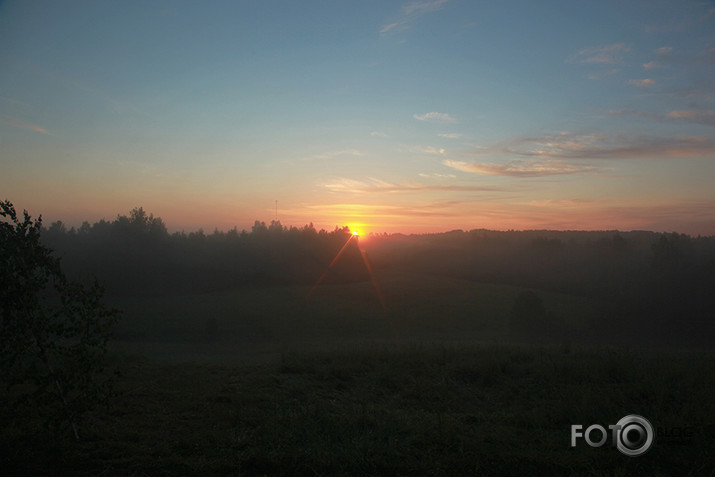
<box><xmin>1</xmin><ymin>0</ymin><xmax>714</xmax><ymax>235</ymax></box>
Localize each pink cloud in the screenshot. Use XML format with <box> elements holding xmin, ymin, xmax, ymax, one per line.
<box><xmin>4</xmin><ymin>118</ymin><xmax>54</xmax><ymax>136</ymax></box>
<box><xmin>443</xmin><ymin>159</ymin><xmax>597</xmax><ymax>177</ymax></box>
<box><xmin>627</xmin><ymin>78</ymin><xmax>656</xmax><ymax>87</ymax></box>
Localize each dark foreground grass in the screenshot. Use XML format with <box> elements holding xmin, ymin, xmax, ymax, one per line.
<box><xmin>3</xmin><ymin>344</ymin><xmax>714</xmax><ymax>476</ymax></box>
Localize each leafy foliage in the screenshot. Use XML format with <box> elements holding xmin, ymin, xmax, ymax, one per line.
<box><xmin>0</xmin><ymin>200</ymin><xmax>120</xmax><ymax>439</ymax></box>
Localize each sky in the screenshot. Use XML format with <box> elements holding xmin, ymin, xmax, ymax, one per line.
<box><xmin>1</xmin><ymin>0</ymin><xmax>714</xmax><ymax>235</ymax></box>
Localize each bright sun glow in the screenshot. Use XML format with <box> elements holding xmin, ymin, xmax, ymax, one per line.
<box><xmin>347</xmin><ymin>223</ymin><xmax>366</xmax><ymax>237</ymax></box>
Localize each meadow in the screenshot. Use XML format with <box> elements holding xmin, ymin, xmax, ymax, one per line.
<box><xmin>3</xmin><ymin>271</ymin><xmax>713</xmax><ymax>476</ymax></box>
<box><xmin>4</xmin><ymin>343</ymin><xmax>713</xmax><ymax>476</ymax></box>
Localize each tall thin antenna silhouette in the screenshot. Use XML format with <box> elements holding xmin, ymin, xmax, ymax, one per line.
<box><xmin>275</xmin><ymin>200</ymin><xmax>278</xmax><ymax>221</ymax></box>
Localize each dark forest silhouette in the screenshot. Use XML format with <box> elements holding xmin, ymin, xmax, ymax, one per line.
<box><xmin>39</xmin><ymin>207</ymin><xmax>715</xmax><ymax>347</ymax></box>
<box><xmin>41</xmin><ymin>207</ymin><xmax>369</xmax><ymax>295</ymax></box>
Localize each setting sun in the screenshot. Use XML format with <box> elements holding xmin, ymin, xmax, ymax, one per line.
<box><xmin>347</xmin><ymin>223</ymin><xmax>367</xmax><ymax>237</ymax></box>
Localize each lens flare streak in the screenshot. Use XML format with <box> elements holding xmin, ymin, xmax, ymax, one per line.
<box><xmin>306</xmin><ymin>233</ymin><xmax>357</xmax><ymax>300</ymax></box>
<box><xmin>360</xmin><ymin>248</ymin><xmax>386</xmax><ymax>311</ymax></box>
<box><xmin>306</xmin><ymin>233</ymin><xmax>387</xmax><ymax>312</ymax></box>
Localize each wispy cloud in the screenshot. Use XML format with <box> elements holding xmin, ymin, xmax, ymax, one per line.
<box><xmin>496</xmin><ymin>199</ymin><xmax>715</xmax><ymax>234</ymax></box>
<box><xmin>567</xmin><ymin>43</ymin><xmax>630</xmax><ymax>65</ymax></box>
<box><xmin>303</xmin><ymin>202</ymin><xmax>462</xmax><ymax>220</ymax></box>
<box><xmin>666</xmin><ymin>110</ymin><xmax>715</xmax><ymax>126</ymax></box>
<box><xmin>413</xmin><ymin>111</ymin><xmax>456</xmax><ymax>122</ymax></box>
<box><xmin>0</xmin><ymin>97</ymin><xmax>30</xmax><ymax>108</ymax></box>
<box><xmin>438</xmin><ymin>133</ymin><xmax>462</xmax><ymax>139</ymax></box>
<box><xmin>4</xmin><ymin>117</ymin><xmax>54</xmax><ymax>136</ymax></box>
<box><xmin>582</xmin><ymin>200</ymin><xmax>715</xmax><ymax>235</ymax></box>
<box><xmin>370</xmin><ymin>131</ymin><xmax>390</xmax><ymax>138</ymax></box>
<box><xmin>443</xmin><ymin>159</ymin><xmax>598</xmax><ymax>177</ymax></box>
<box><xmin>610</xmin><ymin>109</ymin><xmax>715</xmax><ymax>127</ymax></box>
<box><xmin>643</xmin><ymin>46</ymin><xmax>674</xmax><ymax>70</ymax></box>
<box><xmin>306</xmin><ymin>149</ymin><xmax>364</xmax><ymax>161</ymax></box>
<box><xmin>380</xmin><ymin>23</ymin><xmax>401</xmax><ymax>34</ymax></box>
<box><xmin>402</xmin><ymin>0</ymin><xmax>448</xmax><ymax>16</ymax></box>
<box><xmin>411</xmin><ymin>145</ymin><xmax>446</xmax><ymax>155</ymax></box>
<box><xmin>704</xmin><ymin>46</ymin><xmax>715</xmax><ymax>65</ymax></box>
<box><xmin>324</xmin><ymin>177</ymin><xmax>498</xmax><ymax>194</ymax></box>
<box><xmin>628</xmin><ymin>78</ymin><xmax>656</xmax><ymax>87</ymax></box>
<box><xmin>643</xmin><ymin>2</ymin><xmax>714</xmax><ymax>34</ymax></box>
<box><xmin>502</xmin><ymin>133</ymin><xmax>715</xmax><ymax>159</ymax></box>
<box><xmin>419</xmin><ymin>172</ymin><xmax>456</xmax><ymax>179</ymax></box>
<box><xmin>588</xmin><ymin>69</ymin><xmax>620</xmax><ymax>80</ymax></box>
<box><xmin>380</xmin><ymin>0</ymin><xmax>449</xmax><ymax>35</ymax></box>
<box><xmin>656</xmin><ymin>46</ymin><xmax>673</xmax><ymax>56</ymax></box>
<box><xmin>450</xmin><ymin>133</ymin><xmax>715</xmax><ymax>173</ymax></box>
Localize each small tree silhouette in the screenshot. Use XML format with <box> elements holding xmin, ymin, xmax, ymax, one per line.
<box><xmin>1</xmin><ymin>200</ymin><xmax>120</xmax><ymax>440</ymax></box>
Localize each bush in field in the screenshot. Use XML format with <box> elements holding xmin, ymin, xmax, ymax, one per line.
<box><xmin>508</xmin><ymin>290</ymin><xmax>551</xmax><ymax>341</ymax></box>
<box><xmin>0</xmin><ymin>200</ymin><xmax>120</xmax><ymax>440</ymax></box>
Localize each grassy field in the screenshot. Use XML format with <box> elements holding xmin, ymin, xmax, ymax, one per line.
<box><xmin>3</xmin><ymin>344</ymin><xmax>713</xmax><ymax>476</ymax></box>
<box><xmin>3</xmin><ymin>272</ymin><xmax>713</xmax><ymax>475</ymax></box>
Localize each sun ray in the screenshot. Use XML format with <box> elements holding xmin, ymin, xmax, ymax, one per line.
<box><xmin>359</xmin><ymin>247</ymin><xmax>386</xmax><ymax>311</ymax></box>
<box><xmin>305</xmin><ymin>228</ymin><xmax>387</xmax><ymax>312</ymax></box>
<box><xmin>306</xmin><ymin>233</ymin><xmax>356</xmax><ymax>299</ymax></box>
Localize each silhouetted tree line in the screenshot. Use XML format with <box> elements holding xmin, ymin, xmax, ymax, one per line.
<box><xmin>41</xmin><ymin>208</ymin><xmax>368</xmax><ymax>297</ymax></box>
<box><xmin>39</xmin><ymin>208</ymin><xmax>714</xmax><ymax>346</ymax></box>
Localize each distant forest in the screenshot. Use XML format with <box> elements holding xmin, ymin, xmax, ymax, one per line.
<box><xmin>41</xmin><ymin>207</ymin><xmax>715</xmax><ymax>347</ymax></box>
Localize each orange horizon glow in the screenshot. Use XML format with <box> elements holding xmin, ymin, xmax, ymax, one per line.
<box><xmin>5</xmin><ymin>195</ymin><xmax>715</xmax><ymax>237</ymax></box>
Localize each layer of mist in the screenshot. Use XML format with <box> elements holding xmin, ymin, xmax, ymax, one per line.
<box><xmin>40</xmin><ymin>207</ymin><xmax>715</xmax><ymax>352</ymax></box>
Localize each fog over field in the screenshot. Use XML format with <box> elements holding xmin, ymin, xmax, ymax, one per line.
<box><xmin>40</xmin><ymin>207</ymin><xmax>715</xmax><ymax>355</ymax></box>
<box><xmin>2</xmin><ymin>0</ymin><xmax>714</xmax><ymax>474</ymax></box>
